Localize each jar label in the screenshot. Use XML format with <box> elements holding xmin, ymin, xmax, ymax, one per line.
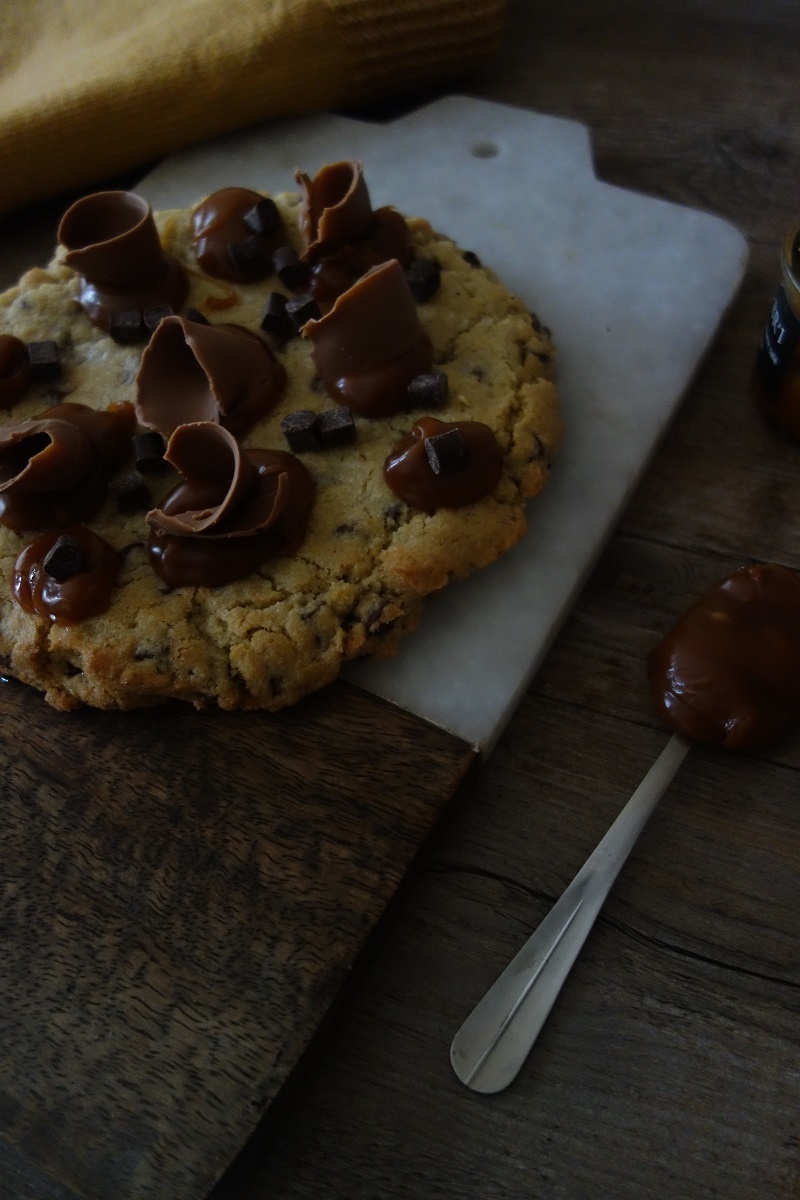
<box><xmin>756</xmin><ymin>284</ymin><xmax>800</xmax><ymax>397</ymax></box>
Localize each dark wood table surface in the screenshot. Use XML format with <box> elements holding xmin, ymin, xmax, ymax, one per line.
<box><xmin>2</xmin><ymin>2</ymin><xmax>799</xmax><ymax>1197</ymax></box>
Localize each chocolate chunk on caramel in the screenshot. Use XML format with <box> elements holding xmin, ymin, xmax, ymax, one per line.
<box><xmin>228</xmin><ymin>235</ymin><xmax>270</xmax><ymax>280</ymax></box>
<box><xmin>318</xmin><ymin>406</ymin><xmax>356</xmax><ymax>447</ymax></box>
<box><xmin>280</xmin><ymin>410</ymin><xmax>322</xmax><ymax>453</ymax></box>
<box><xmin>133</xmin><ymin>430</ymin><xmax>167</xmax><ymax>473</ymax></box>
<box><xmin>243</xmin><ymin>197</ymin><xmax>280</xmax><ymax>237</ymax></box>
<box><xmin>26</xmin><ymin>340</ymin><xmax>61</xmax><ymax>382</ymax></box>
<box><xmin>405</xmin><ymin>257</ymin><xmax>441</xmax><ymax>302</ymax></box>
<box><xmin>462</xmin><ymin>250</ymin><xmax>482</xmax><ymax>267</ymax></box>
<box><xmin>43</xmin><ymin>534</ymin><xmax>87</xmax><ymax>581</ymax></box>
<box><xmin>407</xmin><ymin>372</ymin><xmax>448</xmax><ymax>408</ymax></box>
<box><xmin>424</xmin><ymin>427</ymin><xmax>469</xmax><ymax>475</ymax></box>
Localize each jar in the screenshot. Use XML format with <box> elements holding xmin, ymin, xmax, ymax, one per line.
<box><xmin>754</xmin><ymin>218</ymin><xmax>800</xmax><ymax>437</ymax></box>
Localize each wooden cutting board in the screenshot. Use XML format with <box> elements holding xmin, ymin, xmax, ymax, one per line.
<box><xmin>0</xmin><ymin>100</ymin><xmax>746</xmax><ymax>1200</ymax></box>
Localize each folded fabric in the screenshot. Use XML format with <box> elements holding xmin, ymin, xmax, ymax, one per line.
<box><xmin>0</xmin><ymin>0</ymin><xmax>506</xmax><ymax>217</ymax></box>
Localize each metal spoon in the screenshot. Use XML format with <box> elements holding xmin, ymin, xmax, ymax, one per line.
<box><xmin>450</xmin><ymin>732</ymin><xmax>691</xmax><ymax>1094</ymax></box>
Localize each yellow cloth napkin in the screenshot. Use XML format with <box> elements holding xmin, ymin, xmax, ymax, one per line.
<box><xmin>0</xmin><ymin>0</ymin><xmax>505</xmax><ymax>217</ymax></box>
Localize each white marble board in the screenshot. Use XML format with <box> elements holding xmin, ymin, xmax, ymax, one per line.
<box><xmin>139</xmin><ymin>96</ymin><xmax>748</xmax><ymax>754</ymax></box>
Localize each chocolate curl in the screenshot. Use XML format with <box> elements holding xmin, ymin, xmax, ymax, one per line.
<box><xmin>58</xmin><ymin>191</ymin><xmax>169</xmax><ymax>291</ymax></box>
<box><xmin>303</xmin><ymin>259</ymin><xmax>423</xmax><ymax>377</ymax></box>
<box><xmin>0</xmin><ymin>417</ymin><xmax>94</xmax><ymax>494</ymax></box>
<box><xmin>297</xmin><ymin>161</ymin><xmax>374</xmax><ymax>261</ymax></box>
<box><xmin>135</xmin><ymin>316</ymin><xmax>283</xmax><ymax>436</ymax></box>
<box><xmin>146</xmin><ymin>422</ymin><xmax>289</xmax><ymax>537</ymax></box>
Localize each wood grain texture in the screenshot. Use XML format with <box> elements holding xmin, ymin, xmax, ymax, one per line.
<box><xmin>2</xmin><ymin>2</ymin><xmax>800</xmax><ymax>1198</ymax></box>
<box><xmin>0</xmin><ymin>679</ymin><xmax>475</xmax><ymax>1199</ymax></box>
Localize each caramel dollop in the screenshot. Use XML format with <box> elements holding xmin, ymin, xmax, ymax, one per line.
<box><xmin>135</xmin><ymin>315</ymin><xmax>286</xmax><ymax>439</ymax></box>
<box><xmin>297</xmin><ymin>161</ymin><xmax>410</xmax><ymax>303</ymax></box>
<box><xmin>58</xmin><ymin>190</ymin><xmax>188</xmax><ymax>332</ymax></box>
<box><xmin>0</xmin><ymin>336</ymin><xmax>30</xmax><ymax>408</ymax></box>
<box><xmin>146</xmin><ymin>423</ymin><xmax>314</xmax><ymax>587</ymax></box>
<box><xmin>648</xmin><ymin>562</ymin><xmax>800</xmax><ymax>750</ymax></box>
<box><xmin>303</xmin><ymin>260</ymin><xmax>431</xmax><ymax>417</ymax></box>
<box><xmin>14</xmin><ymin>525</ymin><xmax>120</xmax><ymax>624</ymax></box>
<box><xmin>383</xmin><ymin>416</ymin><xmax>503</xmax><ymax>512</ymax></box>
<box><xmin>0</xmin><ymin>401</ymin><xmax>134</xmax><ymax>530</ymax></box>
<box><xmin>192</xmin><ymin>187</ymin><xmax>287</xmax><ymax>282</ymax></box>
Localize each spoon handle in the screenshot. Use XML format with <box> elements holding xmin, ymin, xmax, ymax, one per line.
<box><xmin>450</xmin><ymin>733</ymin><xmax>691</xmax><ymax>1094</ymax></box>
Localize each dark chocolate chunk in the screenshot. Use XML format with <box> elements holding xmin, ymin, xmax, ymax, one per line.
<box><xmin>318</xmin><ymin>406</ymin><xmax>356</xmax><ymax>447</ymax></box>
<box><xmin>110</xmin><ymin>470</ymin><xmax>151</xmax><ymax>513</ymax></box>
<box><xmin>424</xmin><ymin>427</ymin><xmax>469</xmax><ymax>475</ymax></box>
<box><xmin>260</xmin><ymin>291</ymin><xmax>294</xmax><ymax>339</ymax></box>
<box><xmin>462</xmin><ymin>250</ymin><xmax>482</xmax><ymax>268</ymax></box>
<box><xmin>43</xmin><ymin>534</ymin><xmax>87</xmax><ymax>581</ymax></box>
<box><xmin>285</xmin><ymin>293</ymin><xmax>321</xmax><ymax>331</ymax></box>
<box><xmin>280</xmin><ymin>410</ymin><xmax>322</xmax><ymax>453</ymax></box>
<box><xmin>182</xmin><ymin>307</ymin><xmax>211</xmax><ymax>326</ymax></box>
<box><xmin>143</xmin><ymin>305</ymin><xmax>173</xmax><ymax>332</ymax></box>
<box><xmin>405</xmin><ymin>257</ymin><xmax>441</xmax><ymax>302</ymax></box>
<box><xmin>25</xmin><ymin>340</ymin><xmax>61</xmax><ymax>381</ymax></box>
<box><xmin>243</xmin><ymin>197</ymin><xmax>280</xmax><ymax>237</ymax></box>
<box><xmin>109</xmin><ymin>310</ymin><xmax>145</xmax><ymax>344</ymax></box>
<box><xmin>132</xmin><ymin>430</ymin><xmax>167</xmax><ymax>473</ymax></box>
<box><xmin>407</xmin><ymin>371</ymin><xmax>449</xmax><ymax>408</ymax></box>
<box><xmin>272</xmin><ymin>246</ymin><xmax>311</xmax><ymax>291</ymax></box>
<box><xmin>228</xmin><ymin>235</ymin><xmax>270</xmax><ymax>280</ymax></box>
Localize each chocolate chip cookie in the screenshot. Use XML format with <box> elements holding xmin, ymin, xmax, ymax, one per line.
<box><xmin>0</xmin><ymin>161</ymin><xmax>561</xmax><ymax>711</ymax></box>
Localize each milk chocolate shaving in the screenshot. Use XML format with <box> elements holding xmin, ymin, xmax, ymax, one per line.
<box><xmin>297</xmin><ymin>161</ymin><xmax>412</xmax><ymax>307</ymax></box>
<box><xmin>135</xmin><ymin>315</ymin><xmax>286</xmax><ymax>438</ymax></box>
<box><xmin>648</xmin><ymin>562</ymin><xmax>800</xmax><ymax>751</ymax></box>
<box><xmin>0</xmin><ymin>416</ymin><xmax>94</xmax><ymax>494</ymax></box>
<box><xmin>58</xmin><ymin>190</ymin><xmax>188</xmax><ymax>333</ymax></box>
<box><xmin>297</xmin><ymin>161</ymin><xmax>375</xmax><ymax>261</ymax></box>
<box><xmin>0</xmin><ymin>401</ymin><xmax>134</xmax><ymax>530</ymax></box>
<box><xmin>303</xmin><ymin>260</ymin><xmax>432</xmax><ymax>417</ymax></box>
<box><xmin>146</xmin><ymin>423</ymin><xmax>282</xmax><ymax>537</ymax></box>
<box><xmin>145</xmin><ymin>423</ymin><xmax>315</xmax><ymax>587</ymax></box>
<box><xmin>383</xmin><ymin>416</ymin><xmax>503</xmax><ymax>512</ymax></box>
